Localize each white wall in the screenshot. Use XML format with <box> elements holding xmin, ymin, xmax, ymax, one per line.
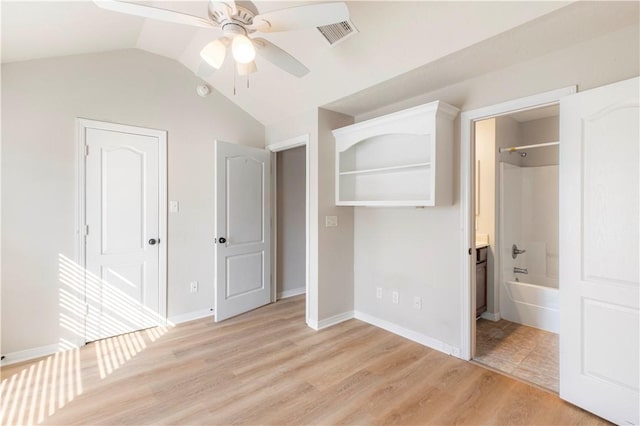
<box><xmin>501</xmin><ymin>163</ymin><xmax>559</xmax><ymax>284</ymax></box>
<box><xmin>349</xmin><ymin>22</ymin><xmax>639</xmax><ymax>354</ymax></box>
<box><xmin>1</xmin><ymin>49</ymin><xmax>264</xmax><ymax>356</ymax></box>
<box><xmin>276</xmin><ymin>146</ymin><xmax>306</xmax><ymax>297</ymax></box>
<box><xmin>521</xmin><ymin>165</ymin><xmax>559</xmax><ymax>281</ymax></box>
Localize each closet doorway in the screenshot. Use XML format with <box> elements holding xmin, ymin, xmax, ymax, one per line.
<box><xmin>267</xmin><ymin>136</ymin><xmax>310</xmax><ymax>315</ymax></box>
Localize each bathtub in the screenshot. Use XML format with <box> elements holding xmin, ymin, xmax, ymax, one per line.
<box><xmin>500</xmin><ymin>274</ymin><xmax>559</xmax><ymax>333</ymax></box>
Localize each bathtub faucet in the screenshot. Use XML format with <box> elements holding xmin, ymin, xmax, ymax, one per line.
<box><xmin>514</xmin><ymin>267</ymin><xmax>528</xmax><ymax>275</ymax></box>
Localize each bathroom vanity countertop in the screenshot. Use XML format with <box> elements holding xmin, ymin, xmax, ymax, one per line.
<box><xmin>476</xmin><ymin>233</ymin><xmax>489</xmax><ymax>249</ymax></box>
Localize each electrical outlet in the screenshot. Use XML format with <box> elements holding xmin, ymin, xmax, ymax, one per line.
<box><xmin>190</xmin><ymin>281</ymin><xmax>198</xmax><ymax>293</ymax></box>
<box><xmin>376</xmin><ymin>287</ymin><xmax>383</xmax><ymax>299</ymax></box>
<box><xmin>413</xmin><ymin>296</ymin><xmax>422</xmax><ymax>310</ymax></box>
<box><xmin>169</xmin><ymin>200</ymin><xmax>179</xmax><ymax>213</ymax></box>
<box><xmin>392</xmin><ymin>291</ymin><xmax>399</xmax><ymax>304</ymax></box>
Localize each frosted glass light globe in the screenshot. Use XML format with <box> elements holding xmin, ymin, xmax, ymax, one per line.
<box><xmin>200</xmin><ymin>39</ymin><xmax>227</xmax><ymax>69</ymax></box>
<box><xmin>232</xmin><ymin>34</ymin><xmax>256</xmax><ymax>64</ymax></box>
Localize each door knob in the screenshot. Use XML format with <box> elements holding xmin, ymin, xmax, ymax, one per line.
<box><xmin>149</xmin><ymin>238</ymin><xmax>158</xmax><ymax>245</ymax></box>
<box><xmin>511</xmin><ymin>243</ymin><xmax>526</xmax><ymax>259</ymax></box>
<box><xmin>218</xmin><ymin>237</ymin><xmax>226</xmax><ymax>244</ymax></box>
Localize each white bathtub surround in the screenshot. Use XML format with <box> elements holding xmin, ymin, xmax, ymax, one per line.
<box><xmin>499</xmin><ymin>162</ymin><xmax>559</xmax><ymax>333</ymax></box>
<box><xmin>503</xmin><ymin>280</ymin><xmax>559</xmax><ymax>332</ymax></box>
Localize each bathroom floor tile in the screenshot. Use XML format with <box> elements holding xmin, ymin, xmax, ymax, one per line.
<box><xmin>474</xmin><ymin>319</ymin><xmax>558</xmax><ymax>392</ymax></box>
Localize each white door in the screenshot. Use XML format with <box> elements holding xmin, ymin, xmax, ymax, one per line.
<box><xmin>215</xmin><ymin>140</ymin><xmax>271</xmax><ymax>321</ymax></box>
<box><xmin>559</xmin><ymin>77</ymin><xmax>639</xmax><ymax>425</ymax></box>
<box><xmin>83</xmin><ymin>120</ymin><xmax>166</xmax><ymax>342</ymax></box>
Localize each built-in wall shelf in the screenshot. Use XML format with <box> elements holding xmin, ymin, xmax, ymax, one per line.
<box><xmin>339</xmin><ymin>162</ymin><xmax>431</xmax><ymax>176</ymax></box>
<box><xmin>332</xmin><ymin>100</ymin><xmax>459</xmax><ymax>206</ymax></box>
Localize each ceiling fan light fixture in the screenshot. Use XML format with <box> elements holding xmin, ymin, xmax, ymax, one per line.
<box><xmin>95</xmin><ymin>0</ymin><xmax>351</xmax><ymax>78</ymax></box>
<box><xmin>231</xmin><ymin>34</ymin><xmax>256</xmax><ymax>64</ymax></box>
<box><xmin>200</xmin><ymin>39</ymin><xmax>227</xmax><ymax>69</ymax></box>
<box><xmin>236</xmin><ymin>60</ymin><xmax>257</xmax><ymax>76</ymax></box>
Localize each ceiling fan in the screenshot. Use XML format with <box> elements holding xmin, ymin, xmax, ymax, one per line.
<box><xmin>94</xmin><ymin>0</ymin><xmax>350</xmax><ymax>78</ymax></box>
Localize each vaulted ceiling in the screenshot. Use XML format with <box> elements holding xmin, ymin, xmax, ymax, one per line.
<box><xmin>0</xmin><ymin>1</ymin><xmax>609</xmax><ymax>125</ymax></box>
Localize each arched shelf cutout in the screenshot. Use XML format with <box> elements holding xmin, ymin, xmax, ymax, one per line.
<box><xmin>332</xmin><ymin>100</ymin><xmax>459</xmax><ymax>207</ymax></box>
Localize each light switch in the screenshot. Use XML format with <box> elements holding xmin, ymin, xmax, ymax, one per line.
<box><xmin>169</xmin><ymin>201</ymin><xmax>179</xmax><ymax>213</ymax></box>
<box><xmin>325</xmin><ymin>215</ymin><xmax>338</xmax><ymax>227</ymax></box>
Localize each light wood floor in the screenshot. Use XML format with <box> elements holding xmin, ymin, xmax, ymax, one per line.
<box><xmin>475</xmin><ymin>319</ymin><xmax>559</xmax><ymax>392</ymax></box>
<box><xmin>1</xmin><ymin>296</ymin><xmax>606</xmax><ymax>425</ymax></box>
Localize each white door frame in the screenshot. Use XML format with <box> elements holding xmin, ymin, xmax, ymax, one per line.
<box><xmin>458</xmin><ymin>87</ymin><xmax>575</xmax><ymax>360</ymax></box>
<box><xmin>266</xmin><ymin>134</ymin><xmax>310</xmax><ymax>323</ymax></box>
<box><xmin>75</xmin><ymin>118</ymin><xmax>168</xmax><ymax>343</ymax></box>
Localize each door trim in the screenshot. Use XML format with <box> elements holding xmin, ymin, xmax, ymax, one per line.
<box><xmin>75</xmin><ymin>118</ymin><xmax>168</xmax><ymax>343</ymax></box>
<box><xmin>266</xmin><ymin>134</ymin><xmax>310</xmax><ymax>325</ymax></box>
<box><xmin>458</xmin><ymin>87</ymin><xmax>575</xmax><ymax>360</ymax></box>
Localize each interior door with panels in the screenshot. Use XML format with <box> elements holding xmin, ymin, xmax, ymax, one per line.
<box><xmin>215</xmin><ymin>140</ymin><xmax>271</xmax><ymax>321</ymax></box>
<box><xmin>559</xmin><ymin>77</ymin><xmax>639</xmax><ymax>425</ymax></box>
<box><xmin>82</xmin><ymin>119</ymin><xmax>166</xmax><ymax>342</ymax></box>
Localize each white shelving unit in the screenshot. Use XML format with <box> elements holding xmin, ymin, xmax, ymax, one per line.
<box><xmin>332</xmin><ymin>100</ymin><xmax>459</xmax><ymax>206</ymax></box>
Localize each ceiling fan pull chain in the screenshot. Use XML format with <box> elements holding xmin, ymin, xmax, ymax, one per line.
<box><xmin>233</xmin><ymin>70</ymin><xmax>237</xmax><ymax>96</ymax></box>
<box><xmin>247</xmin><ymin>76</ymin><xmax>250</xmax><ymax>89</ymax></box>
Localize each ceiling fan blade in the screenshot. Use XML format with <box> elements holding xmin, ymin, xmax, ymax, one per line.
<box><xmin>93</xmin><ymin>0</ymin><xmax>214</xmax><ymax>28</ymax></box>
<box><xmin>236</xmin><ymin>61</ymin><xmax>257</xmax><ymax>76</ymax></box>
<box><xmin>249</xmin><ymin>2</ymin><xmax>349</xmax><ymax>33</ymax></box>
<box><xmin>196</xmin><ymin>61</ymin><xmax>216</xmax><ymax>78</ymax></box>
<box><xmin>252</xmin><ymin>38</ymin><xmax>309</xmax><ymax>77</ymax></box>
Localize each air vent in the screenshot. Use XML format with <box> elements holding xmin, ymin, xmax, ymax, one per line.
<box><xmin>317</xmin><ymin>19</ymin><xmax>358</xmax><ymax>46</ymax></box>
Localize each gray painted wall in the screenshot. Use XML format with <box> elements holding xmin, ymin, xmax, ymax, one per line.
<box><xmin>519</xmin><ymin>116</ymin><xmax>559</xmax><ymax>167</ymax></box>
<box><xmin>265</xmin><ymin>108</ymin><xmax>355</xmax><ymax>326</ymax></box>
<box><xmin>1</xmin><ymin>49</ymin><xmax>264</xmax><ymax>355</ymax></box>
<box><xmin>351</xmin><ymin>23</ymin><xmax>639</xmax><ymax>352</ymax></box>
<box><xmin>276</xmin><ymin>146</ymin><xmax>306</xmax><ymax>297</ymax></box>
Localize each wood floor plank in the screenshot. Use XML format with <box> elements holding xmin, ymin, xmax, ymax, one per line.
<box><xmin>1</xmin><ymin>295</ymin><xmax>609</xmax><ymax>425</ymax></box>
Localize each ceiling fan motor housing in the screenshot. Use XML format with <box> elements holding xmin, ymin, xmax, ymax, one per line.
<box><xmin>208</xmin><ymin>1</ymin><xmax>256</xmax><ymax>28</ymax></box>
<box><xmin>222</xmin><ymin>22</ymin><xmax>249</xmax><ymax>37</ymax></box>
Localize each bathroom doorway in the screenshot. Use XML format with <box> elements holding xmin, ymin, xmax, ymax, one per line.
<box><xmin>472</xmin><ymin>105</ymin><xmax>560</xmax><ymax>392</ymax></box>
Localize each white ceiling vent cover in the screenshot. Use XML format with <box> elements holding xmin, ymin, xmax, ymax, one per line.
<box><xmin>317</xmin><ymin>19</ymin><xmax>358</xmax><ymax>46</ymax></box>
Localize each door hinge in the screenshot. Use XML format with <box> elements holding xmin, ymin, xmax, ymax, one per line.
<box><xmin>84</xmin><ymin>145</ymin><xmax>89</xmax><ymax>156</ymax></box>
<box><xmin>85</xmin><ymin>224</ymin><xmax>89</xmax><ymax>236</ymax></box>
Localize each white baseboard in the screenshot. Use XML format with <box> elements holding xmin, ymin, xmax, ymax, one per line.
<box><xmin>1</xmin><ymin>343</ymin><xmax>62</xmax><ymax>367</ymax></box>
<box><xmin>307</xmin><ymin>311</ymin><xmax>354</xmax><ymax>330</ymax></box>
<box><xmin>168</xmin><ymin>308</ymin><xmax>215</xmax><ymax>326</ymax></box>
<box><xmin>277</xmin><ymin>287</ymin><xmax>306</xmax><ymax>300</ymax></box>
<box><xmin>318</xmin><ymin>311</ymin><xmax>354</xmax><ymax>329</ymax></box>
<box><xmin>353</xmin><ymin>311</ymin><xmax>462</xmax><ymax>358</ymax></box>
<box><xmin>480</xmin><ymin>311</ymin><xmax>501</xmax><ymax>321</ymax></box>
<box><xmin>0</xmin><ymin>310</ymin><xmax>214</xmax><ymax>366</ymax></box>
